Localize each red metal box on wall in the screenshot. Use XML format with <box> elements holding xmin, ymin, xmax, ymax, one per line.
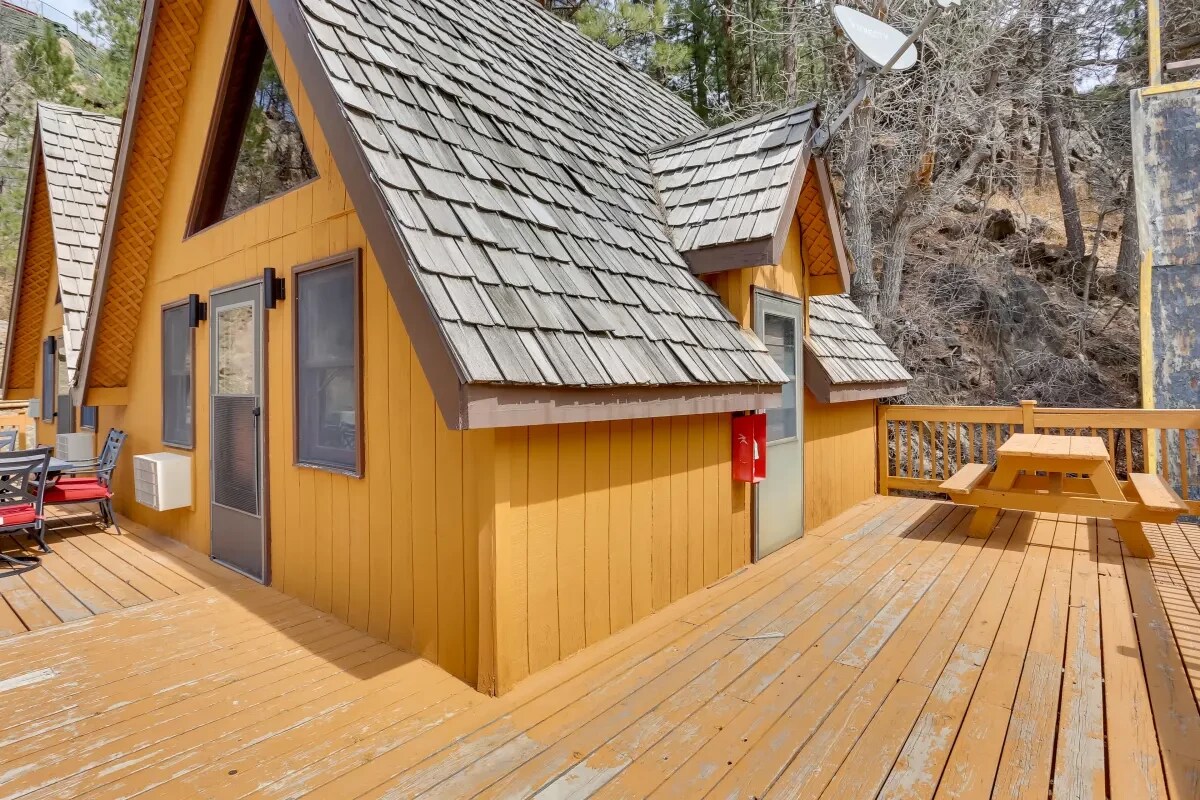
<box><xmin>732</xmin><ymin>413</ymin><xmax>766</xmax><ymax>483</ymax></box>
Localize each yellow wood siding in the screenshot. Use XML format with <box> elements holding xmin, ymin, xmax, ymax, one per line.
<box><xmin>803</xmin><ymin>390</ymin><xmax>877</xmax><ymax>528</ymax></box>
<box><xmin>488</xmin><ymin>413</ymin><xmax>742</xmax><ymax>693</ymax></box>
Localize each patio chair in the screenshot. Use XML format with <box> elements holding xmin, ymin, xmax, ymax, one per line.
<box><xmin>0</xmin><ymin>447</ymin><xmax>52</xmax><ymax>565</ymax></box>
<box><xmin>0</xmin><ymin>429</ymin><xmax>19</xmax><ymax>453</ymax></box>
<box><xmin>41</xmin><ymin>430</ymin><xmax>126</xmax><ymax>530</ymax></box>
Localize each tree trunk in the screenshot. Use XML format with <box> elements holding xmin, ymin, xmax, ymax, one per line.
<box><xmin>1116</xmin><ymin>173</ymin><xmax>1140</xmax><ymax>301</ymax></box>
<box><xmin>782</xmin><ymin>0</ymin><xmax>799</xmax><ymax>103</ymax></box>
<box><xmin>1040</xmin><ymin>3</ymin><xmax>1086</xmax><ymax>262</ymax></box>
<box><xmin>879</xmin><ymin>220</ymin><xmax>911</xmax><ymax>320</ymax></box>
<box><xmin>1034</xmin><ymin>120</ymin><xmax>1048</xmax><ymax>187</ymax></box>
<box><xmin>1045</xmin><ymin>95</ymin><xmax>1087</xmax><ymax>262</ymax></box>
<box><xmin>845</xmin><ymin>102</ymin><xmax>879</xmax><ymax>323</ymax></box>
<box><xmin>719</xmin><ymin>0</ymin><xmax>740</xmax><ymax>110</ymax></box>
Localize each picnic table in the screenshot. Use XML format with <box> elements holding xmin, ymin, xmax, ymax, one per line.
<box><xmin>939</xmin><ymin>433</ymin><xmax>1190</xmax><ymax>558</ymax></box>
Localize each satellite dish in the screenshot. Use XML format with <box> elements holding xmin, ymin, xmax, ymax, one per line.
<box><xmin>833</xmin><ymin>5</ymin><xmax>918</xmax><ymax>71</ymax></box>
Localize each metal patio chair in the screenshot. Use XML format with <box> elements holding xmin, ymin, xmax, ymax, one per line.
<box><xmin>0</xmin><ymin>429</ymin><xmax>20</xmax><ymax>453</ymax></box>
<box><xmin>58</xmin><ymin>428</ymin><xmax>123</xmax><ymax>474</ymax></box>
<box><xmin>41</xmin><ymin>430</ymin><xmax>126</xmax><ymax>530</ymax></box>
<box><xmin>0</xmin><ymin>447</ymin><xmax>52</xmax><ymax>565</ymax></box>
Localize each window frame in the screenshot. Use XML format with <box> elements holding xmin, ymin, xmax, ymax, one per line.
<box><xmin>161</xmin><ymin>299</ymin><xmax>196</xmax><ymax>449</ymax></box>
<box><xmin>292</xmin><ymin>250</ymin><xmax>363</xmax><ymax>477</ymax></box>
<box><xmin>40</xmin><ymin>336</ymin><xmax>56</xmax><ymax>423</ymax></box>
<box><xmin>184</xmin><ymin>0</ymin><xmax>317</xmax><ymax>238</ymax></box>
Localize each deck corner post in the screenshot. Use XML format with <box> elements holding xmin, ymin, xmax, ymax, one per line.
<box><xmin>877</xmin><ymin>405</ymin><xmax>889</xmax><ymax>496</ymax></box>
<box><xmin>1020</xmin><ymin>399</ymin><xmax>1037</xmax><ymax>433</ymax></box>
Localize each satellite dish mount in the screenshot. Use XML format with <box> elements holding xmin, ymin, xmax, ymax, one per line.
<box><xmin>813</xmin><ymin>0</ymin><xmax>961</xmax><ymax>150</ymax></box>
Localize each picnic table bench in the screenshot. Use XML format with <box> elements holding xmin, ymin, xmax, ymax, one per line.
<box><xmin>939</xmin><ymin>433</ymin><xmax>1188</xmax><ymax>558</ymax></box>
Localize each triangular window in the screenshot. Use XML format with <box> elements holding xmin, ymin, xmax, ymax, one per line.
<box><xmin>188</xmin><ymin>0</ymin><xmax>317</xmax><ymax>234</ymax></box>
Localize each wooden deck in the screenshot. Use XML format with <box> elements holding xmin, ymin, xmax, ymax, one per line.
<box><xmin>0</xmin><ymin>509</ymin><xmax>218</xmax><ymax>636</ymax></box>
<box><xmin>2</xmin><ymin>496</ymin><xmax>1200</xmax><ymax>798</ymax></box>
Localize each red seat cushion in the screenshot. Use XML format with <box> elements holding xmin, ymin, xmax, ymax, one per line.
<box><xmin>0</xmin><ymin>503</ymin><xmax>39</xmax><ymax>527</ymax></box>
<box><xmin>53</xmin><ymin>477</ymin><xmax>98</xmax><ymax>488</ymax></box>
<box><xmin>44</xmin><ymin>479</ymin><xmax>112</xmax><ymax>503</ymax></box>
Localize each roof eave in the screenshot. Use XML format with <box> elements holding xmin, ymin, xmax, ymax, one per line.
<box><xmin>679</xmin><ymin>148</ymin><xmax>812</xmax><ymax>276</ymax></box>
<box><xmin>459</xmin><ymin>382</ymin><xmax>783</xmax><ymax>430</ymax></box>
<box><xmin>803</xmin><ymin>342</ymin><xmax>909</xmax><ymax>404</ymax></box>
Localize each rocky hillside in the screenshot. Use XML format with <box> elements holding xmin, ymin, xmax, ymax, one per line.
<box><xmin>888</xmin><ymin>141</ymin><xmax>1139</xmax><ymax>410</ymax></box>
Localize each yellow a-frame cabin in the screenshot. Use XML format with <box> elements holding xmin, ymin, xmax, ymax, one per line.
<box><xmin>70</xmin><ymin>0</ymin><xmax>908</xmax><ymax>694</ymax></box>
<box><xmin>2</xmin><ymin>103</ymin><xmax>120</xmax><ymax>448</ymax></box>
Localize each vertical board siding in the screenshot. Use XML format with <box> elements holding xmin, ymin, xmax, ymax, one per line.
<box><xmin>803</xmin><ymin>391</ymin><xmax>877</xmax><ymax>529</ymax></box>
<box><xmin>491</xmin><ymin>412</ymin><xmax>740</xmax><ymax>693</ymax></box>
<box><xmin>99</xmin><ymin>0</ymin><xmax>482</xmax><ymax>686</ymax></box>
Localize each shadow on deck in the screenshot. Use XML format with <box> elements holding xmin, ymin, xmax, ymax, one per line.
<box><xmin>1</xmin><ymin>496</ymin><xmax>1199</xmax><ymax>798</ymax></box>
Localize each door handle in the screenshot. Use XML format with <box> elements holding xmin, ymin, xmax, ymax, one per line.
<box><xmin>252</xmin><ymin>407</ymin><xmax>261</xmax><ymax>417</ymax></box>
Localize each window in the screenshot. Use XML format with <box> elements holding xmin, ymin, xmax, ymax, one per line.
<box><xmin>162</xmin><ymin>303</ymin><xmax>194</xmax><ymax>448</ymax></box>
<box><xmin>80</xmin><ymin>405</ymin><xmax>98</xmax><ymax>431</ymax></box>
<box><xmin>763</xmin><ymin>312</ymin><xmax>798</xmax><ymax>442</ymax></box>
<box><xmin>40</xmin><ymin>336</ymin><xmax>55</xmax><ymax>423</ymax></box>
<box><xmin>294</xmin><ymin>253</ymin><xmax>361</xmax><ymax>475</ymax></box>
<box><xmin>187</xmin><ymin>0</ymin><xmax>316</xmax><ymax>235</ymax></box>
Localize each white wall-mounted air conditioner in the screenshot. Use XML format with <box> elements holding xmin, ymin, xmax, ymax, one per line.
<box><xmin>56</xmin><ymin>432</ymin><xmax>94</xmax><ymax>462</ymax></box>
<box><xmin>133</xmin><ymin>453</ymin><xmax>192</xmax><ymax>512</ymax></box>
<box><xmin>26</xmin><ymin>399</ymin><xmax>39</xmax><ymax>419</ymax></box>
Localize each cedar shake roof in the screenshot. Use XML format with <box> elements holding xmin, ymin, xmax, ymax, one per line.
<box><xmin>289</xmin><ymin>0</ymin><xmax>787</xmax><ymax>391</ymax></box>
<box><xmin>805</xmin><ymin>294</ymin><xmax>910</xmax><ymax>403</ymax></box>
<box><xmin>650</xmin><ymin>104</ymin><xmax>817</xmax><ymax>273</ymax></box>
<box><xmin>12</xmin><ymin>103</ymin><xmax>119</xmax><ymax>385</ymax></box>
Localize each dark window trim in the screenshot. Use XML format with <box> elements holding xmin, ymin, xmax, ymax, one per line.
<box><xmin>80</xmin><ymin>405</ymin><xmax>98</xmax><ymax>431</ymax></box>
<box><xmin>40</xmin><ymin>336</ymin><xmax>56</xmax><ymax>423</ymax></box>
<box><xmin>161</xmin><ymin>299</ymin><xmax>196</xmax><ymax>449</ymax></box>
<box><xmin>184</xmin><ymin>0</ymin><xmax>317</xmax><ymax>238</ymax></box>
<box><xmin>292</xmin><ymin>250</ymin><xmax>363</xmax><ymax>477</ymax></box>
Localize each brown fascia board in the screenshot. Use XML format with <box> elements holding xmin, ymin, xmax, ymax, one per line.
<box><xmin>813</xmin><ymin>156</ymin><xmax>854</xmax><ymax>288</ymax></box>
<box><xmin>462</xmin><ymin>383</ymin><xmax>783</xmax><ymax>429</ymax></box>
<box><xmin>803</xmin><ymin>345</ymin><xmax>908</xmax><ymax>404</ymax></box>
<box><xmin>71</xmin><ymin>0</ymin><xmax>160</xmax><ymax>407</ymax></box>
<box><xmin>1</xmin><ymin>129</ymin><xmax>43</xmax><ymax>396</ymax></box>
<box><xmin>681</xmin><ymin>148</ymin><xmax>812</xmax><ymax>276</ymax></box>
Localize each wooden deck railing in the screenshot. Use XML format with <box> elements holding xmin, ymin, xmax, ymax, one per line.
<box><xmin>878</xmin><ymin>400</ymin><xmax>1200</xmax><ymax>513</ymax></box>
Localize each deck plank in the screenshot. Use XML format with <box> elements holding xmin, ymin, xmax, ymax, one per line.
<box><xmin>1096</xmin><ymin>518</ymin><xmax>1169</xmax><ymax>800</ymax></box>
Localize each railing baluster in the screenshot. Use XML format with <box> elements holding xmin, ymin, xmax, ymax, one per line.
<box><xmin>1179</xmin><ymin>429</ymin><xmax>1189</xmax><ymax>502</ymax></box>
<box><xmin>1161</xmin><ymin>428</ymin><xmax>1169</xmax><ymax>478</ymax></box>
<box><xmin>917</xmin><ymin>421</ymin><xmax>925</xmax><ymax>480</ymax></box>
<box><xmin>941</xmin><ymin>422</ymin><xmax>950</xmax><ymax>479</ymax></box>
<box><xmin>1124</xmin><ymin>428</ymin><xmax>1134</xmax><ymax>474</ymax></box>
<box><xmin>969</xmin><ymin>423</ymin><xmax>976</xmax><ymax>465</ymax></box>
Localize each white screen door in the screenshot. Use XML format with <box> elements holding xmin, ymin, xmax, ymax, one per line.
<box><xmin>754</xmin><ymin>290</ymin><xmax>804</xmax><ymax>559</ymax></box>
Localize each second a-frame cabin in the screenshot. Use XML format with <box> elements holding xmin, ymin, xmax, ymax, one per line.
<box><xmin>2</xmin><ymin>103</ymin><xmax>120</xmax><ymax>447</ymax></box>
<box><xmin>74</xmin><ymin>0</ymin><xmax>908</xmax><ymax>694</ymax></box>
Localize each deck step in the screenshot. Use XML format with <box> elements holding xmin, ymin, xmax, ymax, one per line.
<box><xmin>940</xmin><ymin>463</ymin><xmax>991</xmax><ymax>495</ymax></box>
<box><xmin>1127</xmin><ymin>472</ymin><xmax>1190</xmax><ymax>513</ymax></box>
